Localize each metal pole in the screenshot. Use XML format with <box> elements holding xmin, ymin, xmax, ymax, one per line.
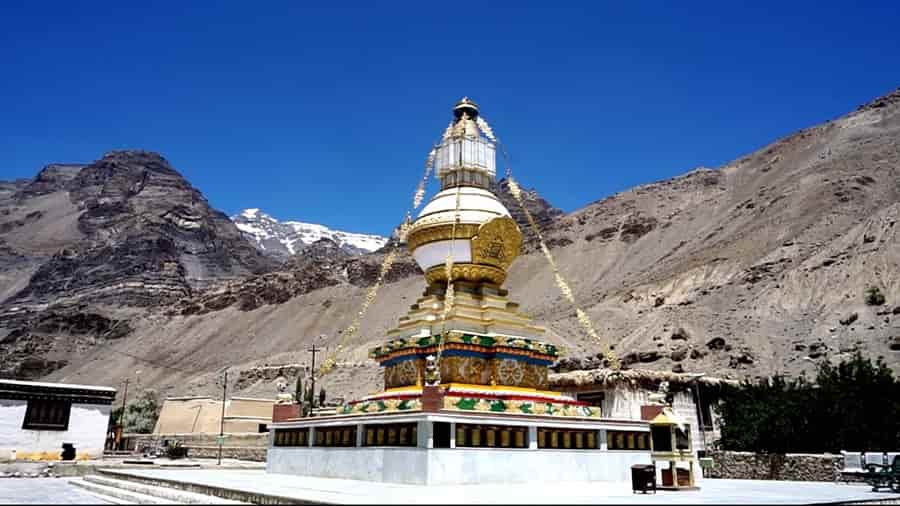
<box><xmin>118</xmin><ymin>379</ymin><xmax>129</xmax><ymax>450</ymax></box>
<box><xmin>218</xmin><ymin>370</ymin><xmax>227</xmax><ymax>465</ymax></box>
<box><xmin>694</xmin><ymin>381</ymin><xmax>709</xmax><ymax>454</ymax></box>
<box><xmin>308</xmin><ymin>345</ymin><xmax>319</xmax><ymax>411</ymax></box>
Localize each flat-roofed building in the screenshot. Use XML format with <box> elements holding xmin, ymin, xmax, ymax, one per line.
<box><xmin>154</xmin><ymin>396</ymin><xmax>273</xmax><ymax>434</ymax></box>
<box><xmin>549</xmin><ymin>368</ymin><xmax>737</xmax><ymax>453</ymax></box>
<box><xmin>0</xmin><ymin>379</ymin><xmax>116</xmax><ymax>461</ymax></box>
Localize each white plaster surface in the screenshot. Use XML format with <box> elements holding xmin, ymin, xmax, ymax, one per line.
<box><xmin>0</xmin><ymin>400</ymin><xmax>111</xmax><ymax>460</ymax></box>
<box><xmin>267</xmin><ymin>447</ymin><xmax>650</xmax><ymax>485</ymax></box>
<box><xmin>104</xmin><ymin>468</ymin><xmax>900</xmax><ymax>505</ymax></box>
<box><xmin>412</xmin><ymin>240</ymin><xmax>472</xmax><ymax>271</ymax></box>
<box><xmin>417</xmin><ymin>188</ymin><xmax>509</xmax><ymax>220</ymax></box>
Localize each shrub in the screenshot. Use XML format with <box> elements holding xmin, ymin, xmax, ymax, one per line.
<box><xmin>865</xmin><ymin>286</ymin><xmax>886</xmax><ymax>306</ymax></box>
<box><xmin>165</xmin><ymin>440</ymin><xmax>188</xmax><ymax>459</ymax></box>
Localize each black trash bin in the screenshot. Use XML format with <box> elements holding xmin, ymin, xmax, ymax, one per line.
<box><xmin>631</xmin><ymin>464</ymin><xmax>656</xmax><ymax>494</ymax></box>
<box><xmin>61</xmin><ymin>443</ymin><xmax>76</xmax><ymax>461</ymax></box>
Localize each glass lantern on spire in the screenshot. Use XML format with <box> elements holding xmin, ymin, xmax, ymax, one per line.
<box><xmin>434</xmin><ymin>97</ymin><xmax>497</xmax><ymax>190</ymax></box>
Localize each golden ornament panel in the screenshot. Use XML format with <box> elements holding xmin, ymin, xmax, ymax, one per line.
<box><xmin>494</xmin><ymin>358</ymin><xmax>525</xmax><ymax>386</ymax></box>
<box><xmin>406</xmin><ymin>223</ymin><xmax>480</xmax><ymax>251</ymax></box>
<box><xmin>521</xmin><ymin>362</ymin><xmax>550</xmax><ymax>389</ymax></box>
<box><xmin>439</xmin><ymin>355</ymin><xmax>492</xmax><ymax>385</ymax></box>
<box><xmin>384</xmin><ymin>359</ymin><xmax>421</xmax><ymax>388</ymax></box>
<box><xmin>471</xmin><ymin>216</ymin><xmax>522</xmax><ymax>270</ymax></box>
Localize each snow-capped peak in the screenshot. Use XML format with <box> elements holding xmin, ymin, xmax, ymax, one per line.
<box><xmin>231</xmin><ymin>208</ymin><xmax>388</xmax><ymax>258</ymax></box>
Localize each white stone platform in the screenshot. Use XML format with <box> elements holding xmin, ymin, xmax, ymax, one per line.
<box><xmin>267</xmin><ymin>411</ymin><xmax>653</xmax><ymax>484</ymax></box>
<box><xmin>97</xmin><ymin>468</ymin><xmax>900</xmax><ymax>504</ymax></box>
<box><xmin>268</xmin><ymin>446</ymin><xmax>649</xmax><ymax>484</ymax></box>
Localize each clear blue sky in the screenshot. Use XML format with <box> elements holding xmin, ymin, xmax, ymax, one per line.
<box><xmin>2</xmin><ymin>1</ymin><xmax>899</xmax><ymax>235</ymax></box>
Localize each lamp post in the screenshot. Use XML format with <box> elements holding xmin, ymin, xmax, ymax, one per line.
<box><xmin>117</xmin><ymin>379</ymin><xmax>129</xmax><ymax>451</ymax></box>
<box><xmin>307</xmin><ymin>335</ymin><xmax>325</xmax><ymax>412</ymax></box>
<box><xmin>217</xmin><ymin>368</ymin><xmax>228</xmax><ymax>465</ymax></box>
<box><xmin>116</xmin><ymin>370</ymin><xmax>140</xmax><ymax>451</ymax></box>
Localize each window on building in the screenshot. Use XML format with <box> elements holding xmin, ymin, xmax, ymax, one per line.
<box><xmin>577</xmin><ymin>392</ymin><xmax>605</xmax><ymax>408</ymax></box>
<box><xmin>651</xmin><ymin>426</ymin><xmax>672</xmax><ymax>452</ymax></box>
<box><xmin>258</xmin><ymin>423</ymin><xmax>269</xmax><ymax>433</ymax></box>
<box><xmin>675</xmin><ymin>425</ymin><xmax>691</xmax><ymax>450</ymax></box>
<box><xmin>22</xmin><ymin>400</ymin><xmax>71</xmax><ymax>431</ymax></box>
<box><xmin>697</xmin><ymin>393</ymin><xmax>714</xmax><ymax>431</ymax></box>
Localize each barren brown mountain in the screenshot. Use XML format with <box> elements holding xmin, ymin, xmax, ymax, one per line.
<box><xmin>1</xmin><ymin>88</ymin><xmax>899</xmax><ymax>403</ymax></box>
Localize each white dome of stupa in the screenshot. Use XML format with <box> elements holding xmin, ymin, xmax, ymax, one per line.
<box><xmin>406</xmin><ymin>98</ymin><xmax>522</xmax><ymax>286</ymax></box>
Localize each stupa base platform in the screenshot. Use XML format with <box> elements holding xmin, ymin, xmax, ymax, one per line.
<box><xmin>78</xmin><ymin>469</ymin><xmax>899</xmax><ymax>505</ymax></box>
<box><xmin>266</xmin><ymin>411</ymin><xmax>651</xmax><ymax>485</ymax></box>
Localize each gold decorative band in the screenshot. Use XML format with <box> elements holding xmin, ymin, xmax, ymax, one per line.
<box><xmin>425</xmin><ymin>264</ymin><xmax>507</xmax><ymax>285</ymax></box>
<box><xmin>406</xmin><ymin>223</ymin><xmax>480</xmax><ymax>252</ymax></box>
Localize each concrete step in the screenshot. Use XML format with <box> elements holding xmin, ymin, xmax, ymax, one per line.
<box><xmin>83</xmin><ymin>474</ymin><xmax>246</xmax><ymax>504</ymax></box>
<box><xmin>96</xmin><ymin>469</ymin><xmax>306</xmax><ymax>505</ymax></box>
<box><xmin>69</xmin><ymin>478</ymin><xmax>181</xmax><ymax>504</ymax></box>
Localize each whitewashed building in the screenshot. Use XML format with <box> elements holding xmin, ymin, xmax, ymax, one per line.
<box><xmin>0</xmin><ymin>379</ymin><xmax>116</xmax><ymax>461</ymax></box>
<box><xmin>549</xmin><ymin>368</ymin><xmax>737</xmax><ymax>453</ymax></box>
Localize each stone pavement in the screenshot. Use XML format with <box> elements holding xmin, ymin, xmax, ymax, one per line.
<box><xmin>0</xmin><ymin>478</ymin><xmax>112</xmax><ymax>504</ymax></box>
<box><xmin>0</xmin><ymin>456</ymin><xmax>265</xmax><ymax>478</ymax></box>
<box><xmin>106</xmin><ymin>468</ymin><xmax>900</xmax><ymax>504</ymax></box>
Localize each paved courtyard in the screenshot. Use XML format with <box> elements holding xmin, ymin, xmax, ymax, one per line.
<box><xmin>0</xmin><ymin>478</ymin><xmax>112</xmax><ymax>505</ymax></box>
<box><xmin>108</xmin><ymin>468</ymin><xmax>900</xmax><ymax>504</ymax></box>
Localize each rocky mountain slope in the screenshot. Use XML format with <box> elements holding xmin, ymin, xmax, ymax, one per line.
<box><xmin>231</xmin><ymin>208</ymin><xmax>387</xmax><ymax>259</ymax></box>
<box><xmin>1</xmin><ymin>88</ymin><xmax>899</xmax><ymax>403</ymax></box>
<box><xmin>0</xmin><ymin>151</ymin><xmax>277</xmax><ymax>378</ymax></box>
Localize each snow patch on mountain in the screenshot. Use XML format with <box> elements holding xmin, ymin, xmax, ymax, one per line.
<box><xmin>232</xmin><ymin>208</ymin><xmax>387</xmax><ymax>258</ymax></box>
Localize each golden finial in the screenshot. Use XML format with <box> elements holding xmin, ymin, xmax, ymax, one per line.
<box><xmin>453</xmin><ymin>96</ymin><xmax>479</xmax><ymax>119</ymax></box>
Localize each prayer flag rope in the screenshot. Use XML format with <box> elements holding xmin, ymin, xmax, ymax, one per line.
<box><xmin>318</xmin><ymin>150</ymin><xmax>437</xmax><ymax>376</ymax></box>
<box><xmin>432</xmin><ymin>183</ymin><xmax>464</xmax><ymax>378</ymax></box>
<box><xmin>477</xmin><ymin>115</ymin><xmax>619</xmax><ymax>370</ymax></box>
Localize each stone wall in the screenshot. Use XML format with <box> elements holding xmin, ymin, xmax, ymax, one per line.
<box><xmin>123</xmin><ymin>433</ymin><xmax>268</xmax><ymax>462</ymax></box>
<box><xmin>705</xmin><ymin>450</ymin><xmax>843</xmax><ymax>482</ymax></box>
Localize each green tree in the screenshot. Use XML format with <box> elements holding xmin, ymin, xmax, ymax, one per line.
<box><xmin>302</xmin><ymin>385</ymin><xmax>314</xmax><ymax>416</ymax></box>
<box><xmin>715</xmin><ymin>352</ymin><xmax>900</xmax><ymax>453</ymax></box>
<box><xmin>716</xmin><ymin>375</ymin><xmax>812</xmax><ymax>453</ymax></box>
<box><xmin>119</xmin><ymin>389</ymin><xmax>161</xmax><ymax>434</ymax></box>
<box><xmin>813</xmin><ymin>353</ymin><xmax>900</xmax><ymax>450</ymax></box>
